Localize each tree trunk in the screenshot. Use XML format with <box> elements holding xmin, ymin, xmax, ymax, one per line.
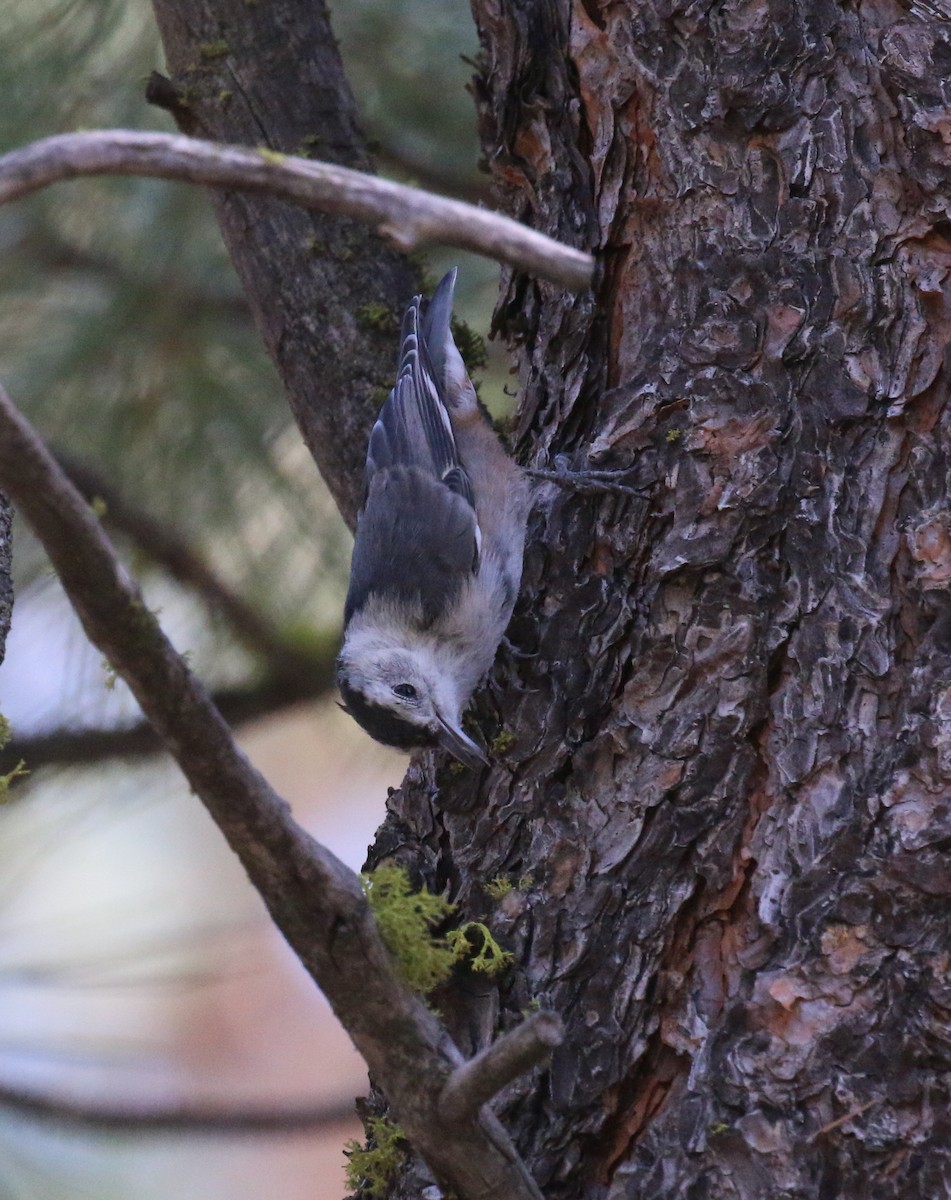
<box><xmin>376</xmin><ymin>3</ymin><xmax>951</xmax><ymax>1197</ymax></box>
<box><xmin>149</xmin><ymin>0</ymin><xmax>419</xmax><ymax>522</ymax></box>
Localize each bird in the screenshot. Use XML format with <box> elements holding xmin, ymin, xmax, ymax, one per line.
<box><xmin>336</xmin><ymin>269</ymin><xmax>530</xmax><ymax>768</ymax></box>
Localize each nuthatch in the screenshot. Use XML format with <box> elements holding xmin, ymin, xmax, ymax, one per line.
<box><xmin>337</xmin><ymin>269</ymin><xmax>530</xmax><ymax>768</ymax></box>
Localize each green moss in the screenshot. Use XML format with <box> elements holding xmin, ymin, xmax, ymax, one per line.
<box><xmin>0</xmin><ymin>759</ymin><xmax>28</xmax><ymax>796</ymax></box>
<box><xmin>485</xmin><ymin>871</ymin><xmax>533</xmax><ymax>899</ymax></box>
<box><xmin>258</xmin><ymin>147</ymin><xmax>287</xmax><ymax>167</ymax></box>
<box><xmin>297</xmin><ymin>133</ymin><xmax>323</xmax><ymax>158</ymax></box>
<box><xmin>199</xmin><ymin>40</ymin><xmax>231</xmax><ymax>60</ymax></box>
<box><xmin>218</xmin><ymin>89</ymin><xmax>233</xmax><ymax>104</ymax></box>
<box><xmin>89</xmin><ymin>495</ymin><xmax>108</xmax><ymax>519</ymax></box>
<box><xmin>491</xmin><ymin>730</ymin><xmax>515</xmax><ymax>754</ymax></box>
<box><xmin>0</xmin><ymin>716</ymin><xmax>26</xmax><ymax>798</ymax></box>
<box><xmin>344</xmin><ymin>1117</ymin><xmax>406</xmax><ymax>1198</ymax></box>
<box><xmin>0</xmin><ymin>751</ymin><xmax>22</xmax><ymax>789</ymax></box>
<box><xmin>304</xmin><ymin>236</ymin><xmax>327</xmax><ymax>256</ymax></box>
<box><xmin>357</xmin><ymin>303</ymin><xmax>398</xmax><ymax>335</ymax></box>
<box><xmin>484</xmin><ymin>875</ymin><xmax>513</xmax><ymax>899</ymax></box>
<box><xmin>451</xmin><ymin>316</ymin><xmax>487</xmax><ymax>375</ymax></box>
<box><xmin>362</xmin><ymin>865</ymin><xmax>458</xmax><ymax>993</ymax></box>
<box><xmin>363</xmin><ymin>866</ymin><xmax>514</xmax><ymax>991</ymax></box>
<box><xmin>446</xmin><ymin>921</ymin><xmax>513</xmax><ymax>976</ymax></box>
<box><xmin>665</xmin><ymin>427</ymin><xmax>682</xmax><ymax>443</ymax></box>
<box><xmin>101</xmin><ymin>658</ymin><xmax>119</xmax><ymax>691</ymax></box>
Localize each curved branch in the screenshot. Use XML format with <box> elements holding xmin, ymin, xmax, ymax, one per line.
<box><xmin>0</xmin><ymin>130</ymin><xmax>595</xmax><ymax>292</ymax></box>
<box><xmin>0</xmin><ymin>380</ymin><xmax>543</xmax><ymax>1200</ymax></box>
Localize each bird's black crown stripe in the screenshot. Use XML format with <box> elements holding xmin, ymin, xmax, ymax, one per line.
<box><xmin>338</xmin><ymin>679</ymin><xmax>436</xmax><ymax>751</ymax></box>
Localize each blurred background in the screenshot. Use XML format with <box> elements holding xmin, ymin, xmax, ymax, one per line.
<box><xmin>0</xmin><ymin>1</ymin><xmax>504</xmax><ymax>1195</ymax></box>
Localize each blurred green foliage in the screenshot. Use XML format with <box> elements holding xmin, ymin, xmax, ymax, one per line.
<box><xmin>331</xmin><ymin>0</ymin><xmax>481</xmax><ymax>186</ymax></box>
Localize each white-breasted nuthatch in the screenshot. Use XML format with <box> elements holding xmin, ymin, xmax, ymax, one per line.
<box><xmin>337</xmin><ymin>269</ymin><xmax>530</xmax><ymax>768</ymax></box>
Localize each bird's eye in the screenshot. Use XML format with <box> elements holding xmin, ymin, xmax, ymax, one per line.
<box><xmin>392</xmin><ymin>683</ymin><xmax>417</xmax><ymax>700</ymax></box>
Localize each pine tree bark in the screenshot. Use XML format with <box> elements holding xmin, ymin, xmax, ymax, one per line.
<box><xmin>375</xmin><ymin>3</ymin><xmax>951</xmax><ymax>1197</ymax></box>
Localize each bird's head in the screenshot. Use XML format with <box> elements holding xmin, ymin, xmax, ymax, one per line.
<box><xmin>336</xmin><ymin>640</ymin><xmax>488</xmax><ymax>769</ymax></box>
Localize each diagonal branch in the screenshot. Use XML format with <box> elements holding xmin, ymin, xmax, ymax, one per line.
<box><xmin>0</xmin><ymin>130</ymin><xmax>595</xmax><ymax>292</ymax></box>
<box><xmin>0</xmin><ymin>380</ymin><xmax>544</xmax><ymax>1200</ymax></box>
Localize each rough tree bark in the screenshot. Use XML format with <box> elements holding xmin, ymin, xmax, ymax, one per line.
<box><xmin>138</xmin><ymin>0</ymin><xmax>951</xmax><ymax>1195</ymax></box>
<box><xmin>373</xmin><ymin>3</ymin><xmax>951</xmax><ymax>1198</ymax></box>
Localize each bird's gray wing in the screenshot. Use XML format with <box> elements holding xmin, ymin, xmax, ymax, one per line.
<box><xmin>365</xmin><ymin>289</ymin><xmax>474</xmax><ymax>508</ymax></box>
<box><xmin>346</xmin><ymin>284</ymin><xmax>481</xmax><ymax>626</ymax></box>
<box><xmin>344</xmin><ymin>466</ymin><xmax>480</xmax><ymax>626</ymax></box>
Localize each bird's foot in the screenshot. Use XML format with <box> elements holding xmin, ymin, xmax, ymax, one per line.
<box><xmin>526</xmin><ymin>458</ymin><xmax>649</xmax><ymax>498</ymax></box>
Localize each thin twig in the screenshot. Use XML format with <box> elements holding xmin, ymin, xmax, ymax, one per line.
<box><xmin>0</xmin><ymin>380</ymin><xmax>543</xmax><ymax>1200</ymax></box>
<box><xmin>809</xmin><ymin>1097</ymin><xmax>882</xmax><ymax>1141</ymax></box>
<box><xmin>440</xmin><ymin>1011</ymin><xmax>564</xmax><ymax>1124</ymax></box>
<box><xmin>0</xmin><ymin>1082</ymin><xmax>358</xmax><ymax>1136</ymax></box>
<box><xmin>0</xmin><ymin>130</ymin><xmax>595</xmax><ymax>292</ymax></box>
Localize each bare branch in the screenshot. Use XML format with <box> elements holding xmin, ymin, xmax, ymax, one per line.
<box><xmin>0</xmin><ymin>380</ymin><xmax>543</xmax><ymax>1200</ymax></box>
<box><xmin>0</xmin><ymin>1082</ymin><xmax>358</xmax><ymax>1136</ymax></box>
<box><xmin>440</xmin><ymin>1011</ymin><xmax>564</xmax><ymax>1125</ymax></box>
<box><xmin>0</xmin><ymin>130</ymin><xmax>595</xmax><ymax>292</ymax></box>
<box><xmin>1</xmin><ymin>674</ymin><xmax>333</xmax><ymax>772</ymax></box>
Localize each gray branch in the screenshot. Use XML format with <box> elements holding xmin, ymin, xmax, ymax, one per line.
<box><xmin>0</xmin><ymin>130</ymin><xmax>595</xmax><ymax>292</ymax></box>
<box><xmin>0</xmin><ymin>1081</ymin><xmax>358</xmax><ymax>1136</ymax></box>
<box><xmin>440</xmin><ymin>1011</ymin><xmax>564</xmax><ymax>1124</ymax></box>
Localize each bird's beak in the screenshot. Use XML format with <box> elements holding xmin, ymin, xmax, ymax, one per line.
<box><xmin>434</xmin><ymin>712</ymin><xmax>489</xmax><ymax>769</ymax></box>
